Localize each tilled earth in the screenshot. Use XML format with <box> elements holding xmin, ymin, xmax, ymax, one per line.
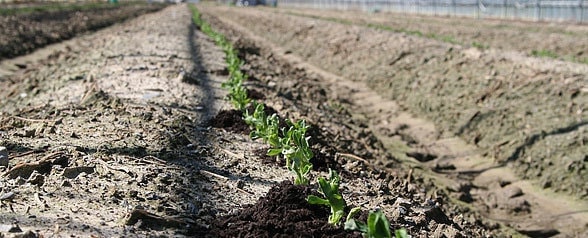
<box><xmin>0</xmin><ymin>3</ymin><xmax>492</xmax><ymax>237</ymax></box>
<box><xmin>200</xmin><ymin>4</ymin><xmax>587</xmax><ymax>237</ymax></box>
<box><xmin>0</xmin><ymin>2</ymin><xmax>167</xmax><ymax>60</ymax></box>
<box><xmin>276</xmin><ymin>7</ymin><xmax>588</xmax><ymax>64</ymax></box>
<box><xmin>0</xmin><ymin>3</ymin><xmax>586</xmax><ymax>238</ymax></box>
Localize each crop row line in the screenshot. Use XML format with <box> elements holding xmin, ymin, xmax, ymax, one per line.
<box><xmin>189</xmin><ymin>5</ymin><xmax>407</xmax><ymax>237</ymax></box>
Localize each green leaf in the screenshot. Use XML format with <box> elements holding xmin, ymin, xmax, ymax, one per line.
<box><xmin>267</xmin><ymin>148</ymin><xmax>282</xmax><ymax>156</ymax></box>
<box><xmin>306</xmin><ymin>195</ymin><xmax>329</xmax><ymax>205</ymax></box>
<box><xmin>330</xmin><ymin>210</ymin><xmax>345</xmax><ymax>225</ymax></box>
<box><xmin>346</xmin><ymin>207</ymin><xmax>361</xmax><ymax>222</ymax></box>
<box><xmin>367</xmin><ymin>211</ymin><xmax>392</xmax><ymax>238</ymax></box>
<box><xmin>345</xmin><ymin>218</ymin><xmax>368</xmax><ymax>233</ymax></box>
<box><xmin>394</xmin><ymin>228</ymin><xmax>409</xmax><ymax>238</ymax></box>
<box><xmin>306</xmin><ymin>169</ymin><xmax>346</xmax><ymax>225</ymax></box>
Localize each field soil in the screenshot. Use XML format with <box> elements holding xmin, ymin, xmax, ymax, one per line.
<box><xmin>0</xmin><ymin>2</ymin><xmax>586</xmax><ymax>238</ymax></box>
<box><xmin>278</xmin><ymin>7</ymin><xmax>588</xmax><ymax>64</ymax></box>
<box><xmin>0</xmin><ymin>2</ymin><xmax>167</xmax><ymax>60</ymax></box>
<box><xmin>199</xmin><ymin>4</ymin><xmax>588</xmax><ymax>237</ymax></box>
<box><xmin>0</xmin><ymin>4</ymin><xmax>494</xmax><ymax>237</ymax></box>
<box><xmin>201</xmin><ymin>4</ymin><xmax>588</xmax><ymax>199</ymax></box>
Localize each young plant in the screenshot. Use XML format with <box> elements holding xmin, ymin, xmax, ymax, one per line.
<box><xmin>227</xmin><ymin>83</ymin><xmax>250</xmax><ymax>111</ymax></box>
<box><xmin>278</xmin><ymin>119</ymin><xmax>313</xmax><ymax>185</ymax></box>
<box><xmin>244</xmin><ymin>102</ymin><xmax>280</xmax><ymax>148</ymax></box>
<box><xmin>345</xmin><ymin>210</ymin><xmax>397</xmax><ymax>238</ymax></box>
<box><xmin>190</xmin><ymin>5</ymin><xmax>251</xmax><ymax>112</ymax></box>
<box><xmin>307</xmin><ymin>169</ymin><xmax>346</xmax><ymax>225</ymax></box>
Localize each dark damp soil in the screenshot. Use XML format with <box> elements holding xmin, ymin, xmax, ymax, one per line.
<box><xmin>247</xmin><ymin>88</ymin><xmax>265</xmax><ymax>100</ymax></box>
<box><xmin>208</xmin><ymin>109</ymin><xmax>251</xmax><ymax>134</ymax></box>
<box><xmin>204</xmin><ymin>181</ymin><xmax>362</xmax><ymax>238</ymax></box>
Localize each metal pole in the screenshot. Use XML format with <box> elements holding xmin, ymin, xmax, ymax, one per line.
<box><xmin>581</xmin><ymin>0</ymin><xmax>585</xmax><ymax>23</ymax></box>
<box><xmin>452</xmin><ymin>0</ymin><xmax>456</xmax><ymax>16</ymax></box>
<box><xmin>503</xmin><ymin>0</ymin><xmax>508</xmax><ymax>18</ymax></box>
<box><xmin>536</xmin><ymin>0</ymin><xmax>541</xmax><ymax>21</ymax></box>
<box><xmin>477</xmin><ymin>0</ymin><xmax>481</xmax><ymax>19</ymax></box>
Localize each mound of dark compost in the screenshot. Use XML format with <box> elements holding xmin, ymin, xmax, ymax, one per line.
<box><xmin>208</xmin><ymin>181</ymin><xmax>361</xmax><ymax>238</ymax></box>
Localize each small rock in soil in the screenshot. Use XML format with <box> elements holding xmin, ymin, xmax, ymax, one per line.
<box><xmin>503</xmin><ymin>185</ymin><xmax>524</xmax><ymax>198</ymax></box>
<box><xmin>27</xmin><ymin>171</ymin><xmax>45</xmax><ymax>186</ymax></box>
<box><xmin>16</xmin><ymin>231</ymin><xmax>41</xmax><ymax>238</ymax></box>
<box><xmin>406</xmin><ymin>149</ymin><xmax>437</xmax><ymax>162</ymax></box>
<box><xmin>125</xmin><ymin>209</ymin><xmax>189</xmax><ymax>231</ymax></box>
<box><xmin>0</xmin><ymin>191</ymin><xmax>15</xmax><ymax>201</ymax></box>
<box><xmin>62</xmin><ymin>166</ymin><xmax>96</xmax><ymax>179</ymax></box>
<box><xmin>5</xmin><ymin>160</ymin><xmax>52</xmax><ymax>179</ymax></box>
<box><xmin>0</xmin><ymin>223</ymin><xmax>22</xmax><ymax>232</ymax></box>
<box><xmin>0</xmin><ymin>146</ymin><xmax>8</xmax><ymax>167</ymax></box>
<box><xmin>433</xmin><ymin>224</ymin><xmax>463</xmax><ymax>238</ymax></box>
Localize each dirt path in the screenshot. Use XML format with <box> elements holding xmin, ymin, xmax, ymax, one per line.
<box><xmin>0</xmin><ymin>4</ymin><xmax>295</xmax><ymax>236</ymax></box>
<box><xmin>276</xmin><ymin>7</ymin><xmax>588</xmax><ymax>64</ymax></box>
<box><xmin>200</xmin><ymin>5</ymin><xmax>588</xmax><ymax>237</ymax></box>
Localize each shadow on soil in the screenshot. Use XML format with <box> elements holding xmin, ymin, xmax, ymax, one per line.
<box><xmin>504</xmin><ymin>120</ymin><xmax>588</xmax><ymax>163</ymax></box>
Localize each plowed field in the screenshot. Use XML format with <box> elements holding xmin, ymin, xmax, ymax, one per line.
<box><xmin>0</xmin><ymin>3</ymin><xmax>586</xmax><ymax>237</ymax></box>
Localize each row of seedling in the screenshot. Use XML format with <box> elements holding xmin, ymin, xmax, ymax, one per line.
<box><xmin>189</xmin><ymin>5</ymin><xmax>407</xmax><ymax>238</ymax></box>
<box><xmin>190</xmin><ymin>5</ymin><xmax>250</xmax><ymax>111</ymax></box>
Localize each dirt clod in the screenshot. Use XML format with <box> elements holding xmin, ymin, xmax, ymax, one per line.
<box><xmin>208</xmin><ymin>181</ymin><xmax>359</xmax><ymax>238</ymax></box>
<box><xmin>208</xmin><ymin>109</ymin><xmax>250</xmax><ymax>134</ymax></box>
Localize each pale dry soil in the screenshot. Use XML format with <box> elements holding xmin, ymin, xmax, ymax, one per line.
<box><xmin>275</xmin><ymin>7</ymin><xmax>588</xmax><ymax>64</ymax></box>
<box><xmin>200</xmin><ymin>4</ymin><xmax>588</xmax><ymax>237</ymax></box>
<box><xmin>0</xmin><ymin>4</ymin><xmax>292</xmax><ymax>237</ymax></box>
<box><xmin>0</xmin><ymin>3</ymin><xmax>496</xmax><ymax>238</ymax></box>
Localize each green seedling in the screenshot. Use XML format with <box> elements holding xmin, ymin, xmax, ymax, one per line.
<box><xmin>531</xmin><ymin>49</ymin><xmax>558</xmax><ymax>59</ymax></box>
<box><xmin>246</xmin><ymin>107</ymin><xmax>312</xmax><ymax>185</ymax></box>
<box><xmin>345</xmin><ymin>210</ymin><xmax>399</xmax><ymax>238</ymax></box>
<box><xmin>244</xmin><ymin>102</ymin><xmax>280</xmax><ymax>148</ymax></box>
<box><xmin>227</xmin><ymin>83</ymin><xmax>250</xmax><ymax>111</ymax></box>
<box><xmin>190</xmin><ymin>5</ymin><xmax>251</xmax><ymax>112</ymax></box>
<box><xmin>395</xmin><ymin>229</ymin><xmax>409</xmax><ymax>238</ymax></box>
<box><xmin>191</xmin><ymin>4</ymin><xmax>313</xmax><ymax>186</ymax></box>
<box><xmin>278</xmin><ymin>119</ymin><xmax>313</xmax><ymax>185</ymax></box>
<box><xmin>472</xmin><ymin>41</ymin><xmax>489</xmax><ymax>50</ymax></box>
<box><xmin>307</xmin><ymin>169</ymin><xmax>347</xmax><ymax>225</ymax></box>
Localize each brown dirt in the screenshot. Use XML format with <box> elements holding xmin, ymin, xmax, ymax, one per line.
<box><xmin>199</xmin><ymin>4</ymin><xmax>588</xmax><ymax>237</ymax></box>
<box><xmin>208</xmin><ymin>109</ymin><xmax>251</xmax><ymax>134</ymax></box>
<box><xmin>207</xmin><ymin>181</ymin><xmax>360</xmax><ymax>238</ymax></box>
<box><xmin>208</xmin><ymin>5</ymin><xmax>588</xmax><ymax>199</ymax></box>
<box><xmin>278</xmin><ymin>7</ymin><xmax>588</xmax><ymax>64</ymax></box>
<box><xmin>0</xmin><ymin>2</ymin><xmax>167</xmax><ymax>60</ymax></box>
<box><xmin>0</xmin><ymin>2</ymin><xmax>585</xmax><ymax>237</ymax></box>
<box><xmin>0</xmin><ymin>4</ymin><xmax>290</xmax><ymax>237</ymax></box>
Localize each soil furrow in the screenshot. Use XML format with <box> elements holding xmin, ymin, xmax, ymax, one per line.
<box><xmin>200</xmin><ymin>4</ymin><xmax>588</xmax><ymax>237</ymax></box>
<box><xmin>0</xmin><ymin>4</ymin><xmax>292</xmax><ymax>236</ymax></box>
<box><xmin>1</xmin><ymin>2</ymin><xmax>586</xmax><ymax>237</ymax></box>
<box><xmin>278</xmin><ymin>7</ymin><xmax>588</xmax><ymax>64</ymax></box>
<box><xmin>201</xmin><ymin>5</ymin><xmax>588</xmax><ymax>200</ymax></box>
<box><xmin>0</xmin><ymin>3</ymin><xmax>168</xmax><ymax>61</ymax></box>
